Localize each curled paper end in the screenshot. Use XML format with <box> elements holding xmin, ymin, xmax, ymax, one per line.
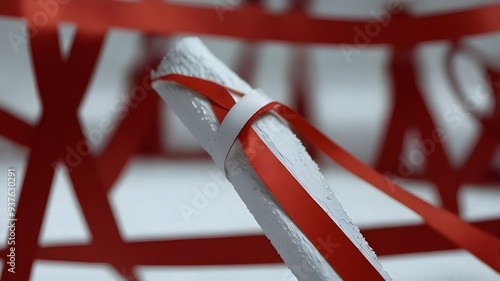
<box><xmin>152</xmin><ymin>37</ymin><xmax>391</xmax><ymax>281</ymax></box>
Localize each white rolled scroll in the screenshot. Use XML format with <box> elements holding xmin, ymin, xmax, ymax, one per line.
<box><xmin>152</xmin><ymin>37</ymin><xmax>391</xmax><ymax>281</ymax></box>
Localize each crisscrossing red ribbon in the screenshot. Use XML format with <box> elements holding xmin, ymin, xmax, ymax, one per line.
<box><xmin>153</xmin><ymin>74</ymin><xmax>500</xmax><ymax>279</ymax></box>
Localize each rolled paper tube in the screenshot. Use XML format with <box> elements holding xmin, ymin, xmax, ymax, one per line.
<box><xmin>152</xmin><ymin>37</ymin><xmax>391</xmax><ymax>281</ymax></box>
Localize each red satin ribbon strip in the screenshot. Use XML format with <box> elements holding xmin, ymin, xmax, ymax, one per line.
<box><xmin>153</xmin><ymin>74</ymin><xmax>500</xmax><ymax>275</ymax></box>
<box><xmin>1</xmin><ymin>1</ymin><xmax>500</xmax><ymax>46</ymax></box>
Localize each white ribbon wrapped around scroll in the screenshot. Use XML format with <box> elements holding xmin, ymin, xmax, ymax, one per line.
<box><xmin>212</xmin><ymin>89</ymin><xmax>273</xmax><ymax>174</ymax></box>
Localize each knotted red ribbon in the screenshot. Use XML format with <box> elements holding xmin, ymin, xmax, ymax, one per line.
<box><xmin>153</xmin><ymin>74</ymin><xmax>500</xmax><ymax>279</ymax></box>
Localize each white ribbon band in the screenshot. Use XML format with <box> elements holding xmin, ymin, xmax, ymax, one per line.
<box><xmin>212</xmin><ymin>89</ymin><xmax>274</xmax><ymax>174</ymax></box>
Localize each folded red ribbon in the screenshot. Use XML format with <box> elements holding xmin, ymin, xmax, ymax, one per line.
<box><xmin>154</xmin><ymin>74</ymin><xmax>500</xmax><ymax>279</ymax></box>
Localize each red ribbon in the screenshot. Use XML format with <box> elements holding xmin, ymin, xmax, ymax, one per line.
<box><xmin>2</xmin><ymin>1</ymin><xmax>500</xmax><ymax>47</ymax></box>
<box><xmin>154</xmin><ymin>74</ymin><xmax>500</xmax><ymax>279</ymax></box>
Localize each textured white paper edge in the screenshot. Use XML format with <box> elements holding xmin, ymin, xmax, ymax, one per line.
<box><xmin>152</xmin><ymin>37</ymin><xmax>391</xmax><ymax>281</ymax></box>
